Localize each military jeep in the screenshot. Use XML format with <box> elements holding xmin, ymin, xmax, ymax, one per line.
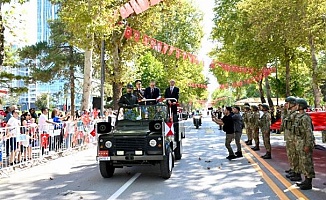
<box><xmin>96</xmin><ymin>99</ymin><xmax>185</xmax><ymax>179</ymax></box>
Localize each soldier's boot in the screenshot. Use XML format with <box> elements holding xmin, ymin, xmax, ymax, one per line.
<box><xmin>285</xmin><ymin>169</ymin><xmax>293</xmax><ymax>173</ymax></box>
<box><xmin>286</xmin><ymin>172</ymin><xmax>295</xmax><ymax>178</ymax></box>
<box><xmin>261</xmin><ymin>152</ymin><xmax>271</xmax><ymax>159</ymax></box>
<box><xmin>290</xmin><ymin>173</ymin><xmax>302</xmax><ymax>181</ymax></box>
<box><xmin>246</xmin><ymin>140</ymin><xmax>252</xmax><ymax>145</ymax></box>
<box><xmin>235</xmin><ymin>151</ymin><xmax>243</xmax><ymax>157</ymax></box>
<box><xmin>300</xmin><ymin>178</ymin><xmax>312</xmax><ymax>190</ymax></box>
<box><xmin>251</xmin><ymin>145</ymin><xmax>260</xmax><ymax>151</ymax></box>
<box><xmin>296</xmin><ymin>176</ymin><xmax>308</xmax><ymax>186</ymax></box>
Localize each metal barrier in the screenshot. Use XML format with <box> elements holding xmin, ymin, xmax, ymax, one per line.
<box><xmin>0</xmin><ymin>120</ymin><xmax>97</xmax><ymax>172</ymax></box>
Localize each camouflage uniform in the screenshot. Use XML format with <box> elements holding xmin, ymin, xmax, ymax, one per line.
<box><xmin>294</xmin><ymin>112</ymin><xmax>315</xmax><ymax>177</ymax></box>
<box><xmin>250</xmin><ymin>108</ymin><xmax>260</xmax><ymax>150</ymax></box>
<box><xmin>243</xmin><ymin>108</ymin><xmax>252</xmax><ymax>144</ymax></box>
<box><xmin>282</xmin><ymin>110</ymin><xmax>299</xmax><ymax>173</ymax></box>
<box><xmin>293</xmin><ymin>98</ymin><xmax>315</xmax><ymax>190</ymax></box>
<box><xmin>259</xmin><ymin>110</ymin><xmax>271</xmax><ymax>155</ymax></box>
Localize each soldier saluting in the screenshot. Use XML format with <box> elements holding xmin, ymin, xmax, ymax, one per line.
<box><xmin>293</xmin><ymin>98</ymin><xmax>315</xmax><ymax>190</ymax></box>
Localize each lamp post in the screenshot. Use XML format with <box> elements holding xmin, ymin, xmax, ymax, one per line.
<box><xmin>100</xmin><ymin>39</ymin><xmax>106</xmax><ymax>117</ymax></box>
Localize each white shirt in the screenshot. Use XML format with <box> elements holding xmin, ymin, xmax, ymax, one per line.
<box><xmin>38</xmin><ymin>114</ymin><xmax>49</xmax><ymax>133</ymax></box>
<box><xmin>7</xmin><ymin>116</ymin><xmax>20</xmax><ymax>137</ymax></box>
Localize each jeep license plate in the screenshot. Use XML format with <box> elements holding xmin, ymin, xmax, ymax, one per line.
<box><xmin>98</xmin><ymin>157</ymin><xmax>110</xmax><ymax>161</ymax></box>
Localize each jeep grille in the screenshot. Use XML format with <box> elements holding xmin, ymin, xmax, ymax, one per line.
<box><xmin>115</xmin><ymin>138</ymin><xmax>147</xmax><ymax>151</ymax></box>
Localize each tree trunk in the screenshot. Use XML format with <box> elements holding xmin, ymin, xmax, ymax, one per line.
<box><xmin>265</xmin><ymin>76</ymin><xmax>273</xmax><ymax>107</ymax></box>
<box><xmin>284</xmin><ymin>48</ymin><xmax>291</xmax><ymax>97</ymax></box>
<box><xmin>309</xmin><ymin>34</ymin><xmax>321</xmax><ymax>108</ymax></box>
<box><xmin>81</xmin><ymin>48</ymin><xmax>93</xmax><ymax>111</ymax></box>
<box><xmin>258</xmin><ymin>79</ymin><xmax>266</xmax><ymax>104</ymax></box>
<box><xmin>112</xmin><ymin>32</ymin><xmax>123</xmax><ymax>110</ymax></box>
<box><xmin>0</xmin><ymin>4</ymin><xmax>5</xmax><ymax>66</ymax></box>
<box><xmin>69</xmin><ymin>46</ymin><xmax>75</xmax><ymax>118</ymax></box>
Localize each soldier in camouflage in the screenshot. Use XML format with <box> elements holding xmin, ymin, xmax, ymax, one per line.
<box><xmin>243</xmin><ymin>105</ymin><xmax>253</xmax><ymax>145</ymax></box>
<box><xmin>259</xmin><ymin>104</ymin><xmax>272</xmax><ymax>159</ymax></box>
<box><xmin>293</xmin><ymin>98</ymin><xmax>315</xmax><ymax>190</ymax></box>
<box><xmin>250</xmin><ymin>105</ymin><xmax>260</xmax><ymax>151</ymax></box>
<box><xmin>281</xmin><ymin>96</ymin><xmax>301</xmax><ymax>181</ymax></box>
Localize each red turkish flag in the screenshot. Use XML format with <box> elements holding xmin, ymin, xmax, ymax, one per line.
<box><xmin>124</xmin><ymin>3</ymin><xmax>134</xmax><ymax>17</ymax></box>
<box><xmin>162</xmin><ymin>43</ymin><xmax>169</xmax><ymax>54</ymax></box>
<box><xmin>182</xmin><ymin>52</ymin><xmax>187</xmax><ymax>60</ymax></box>
<box><xmin>175</xmin><ymin>49</ymin><xmax>181</xmax><ymax>59</ymax></box>
<box><xmin>143</xmin><ymin>35</ymin><xmax>149</xmax><ymax>46</ymax></box>
<box><xmin>150</xmin><ymin>0</ymin><xmax>161</xmax><ymax>6</ymax></box>
<box><xmin>137</xmin><ymin>0</ymin><xmax>150</xmax><ymax>12</ymax></box>
<box><xmin>41</xmin><ymin>133</ymin><xmax>50</xmax><ymax>148</ymax></box>
<box><xmin>119</xmin><ymin>6</ymin><xmax>130</xmax><ymax>19</ymax></box>
<box><xmin>168</xmin><ymin>46</ymin><xmax>175</xmax><ymax>55</ymax></box>
<box><xmin>124</xmin><ymin>26</ymin><xmax>133</xmax><ymax>39</ymax></box>
<box><xmin>156</xmin><ymin>41</ymin><xmax>162</xmax><ymax>52</ymax></box>
<box><xmin>130</xmin><ymin>0</ymin><xmax>143</xmax><ymax>14</ymax></box>
<box><xmin>133</xmin><ymin>30</ymin><xmax>141</xmax><ymax>42</ymax></box>
<box><xmin>150</xmin><ymin>38</ymin><xmax>157</xmax><ymax>49</ymax></box>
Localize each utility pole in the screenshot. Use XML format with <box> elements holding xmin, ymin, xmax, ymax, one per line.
<box><xmin>100</xmin><ymin>39</ymin><xmax>105</xmax><ymax>117</ymax></box>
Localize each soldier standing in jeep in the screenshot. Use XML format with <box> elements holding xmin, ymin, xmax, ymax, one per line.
<box><xmin>118</xmin><ymin>83</ymin><xmax>138</xmax><ymax>107</ymax></box>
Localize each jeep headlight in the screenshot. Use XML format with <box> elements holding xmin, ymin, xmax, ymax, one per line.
<box><xmin>105</xmin><ymin>141</ymin><xmax>112</xmax><ymax>148</ymax></box>
<box><xmin>149</xmin><ymin>139</ymin><xmax>157</xmax><ymax>147</ymax></box>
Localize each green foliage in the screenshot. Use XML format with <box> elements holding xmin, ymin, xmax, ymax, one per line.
<box><xmin>34</xmin><ymin>93</ymin><xmax>54</xmax><ymax>109</ymax></box>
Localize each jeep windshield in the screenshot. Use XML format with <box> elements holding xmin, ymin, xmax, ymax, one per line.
<box><xmin>116</xmin><ymin>104</ymin><xmax>168</xmax><ymax>126</ymax></box>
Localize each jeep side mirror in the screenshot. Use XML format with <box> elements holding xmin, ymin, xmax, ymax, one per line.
<box><xmin>97</xmin><ymin>122</ymin><xmax>112</xmax><ymax>134</ymax></box>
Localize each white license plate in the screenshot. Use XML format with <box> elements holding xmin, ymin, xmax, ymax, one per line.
<box><xmin>98</xmin><ymin>157</ymin><xmax>110</xmax><ymax>161</ymax></box>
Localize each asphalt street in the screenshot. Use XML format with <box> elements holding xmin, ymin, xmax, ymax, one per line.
<box><xmin>0</xmin><ymin>117</ymin><xmax>325</xmax><ymax>200</ymax></box>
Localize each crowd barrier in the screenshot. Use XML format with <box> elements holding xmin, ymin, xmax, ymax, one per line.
<box><xmin>0</xmin><ymin>120</ymin><xmax>97</xmax><ymax>172</ymax></box>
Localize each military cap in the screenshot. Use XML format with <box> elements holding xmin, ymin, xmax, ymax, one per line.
<box><xmin>251</xmin><ymin>105</ymin><xmax>259</xmax><ymax>111</ymax></box>
<box><xmin>296</xmin><ymin>98</ymin><xmax>308</xmax><ymax>109</ymax></box>
<box><xmin>244</xmin><ymin>105</ymin><xmax>250</xmax><ymax>110</ymax></box>
<box><xmin>126</xmin><ymin>83</ymin><xmax>134</xmax><ymax>89</ymax></box>
<box><xmin>261</xmin><ymin>103</ymin><xmax>270</xmax><ymax>111</ymax></box>
<box><xmin>285</xmin><ymin>96</ymin><xmax>297</xmax><ymax>104</ymax></box>
<box><xmin>244</xmin><ymin>103</ymin><xmax>250</xmax><ymax>106</ymax></box>
<box><xmin>135</xmin><ymin>79</ymin><xmax>142</xmax><ymax>84</ymax></box>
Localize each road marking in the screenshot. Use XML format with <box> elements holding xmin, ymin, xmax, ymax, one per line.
<box><xmin>243</xmin><ymin>150</ymin><xmax>290</xmax><ymax>200</ymax></box>
<box><xmin>242</xmin><ymin>141</ymin><xmax>309</xmax><ymax>200</ymax></box>
<box><xmin>107</xmin><ymin>173</ymin><xmax>141</xmax><ymax>200</ymax></box>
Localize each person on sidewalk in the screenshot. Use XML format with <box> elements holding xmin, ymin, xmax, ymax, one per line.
<box><xmin>213</xmin><ymin>107</ymin><xmax>236</xmax><ymax>160</ymax></box>
<box><xmin>293</xmin><ymin>98</ymin><xmax>315</xmax><ymax>190</ymax></box>
<box><xmin>232</xmin><ymin>106</ymin><xmax>243</xmax><ymax>157</ymax></box>
<box><xmin>281</xmin><ymin>96</ymin><xmax>301</xmax><ymax>181</ymax></box>
<box><xmin>243</xmin><ymin>105</ymin><xmax>252</xmax><ymax>145</ymax></box>
<box><xmin>259</xmin><ymin>104</ymin><xmax>272</xmax><ymax>159</ymax></box>
<box><xmin>250</xmin><ymin>105</ymin><xmax>260</xmax><ymax>151</ymax></box>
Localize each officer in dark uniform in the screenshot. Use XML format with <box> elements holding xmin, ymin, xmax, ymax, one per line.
<box><xmin>118</xmin><ymin>83</ymin><xmax>138</xmax><ymax>107</ymax></box>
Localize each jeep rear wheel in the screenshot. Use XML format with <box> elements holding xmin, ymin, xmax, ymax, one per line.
<box><xmin>174</xmin><ymin>140</ymin><xmax>182</xmax><ymax>160</ymax></box>
<box><xmin>160</xmin><ymin>147</ymin><xmax>173</xmax><ymax>179</ymax></box>
<box><xmin>99</xmin><ymin>161</ymin><xmax>115</xmax><ymax>178</ymax></box>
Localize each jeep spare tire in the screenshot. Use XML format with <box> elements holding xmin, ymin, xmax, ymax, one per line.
<box><xmin>99</xmin><ymin>161</ymin><xmax>115</xmax><ymax>178</ymax></box>
<box><xmin>160</xmin><ymin>146</ymin><xmax>173</xmax><ymax>179</ymax></box>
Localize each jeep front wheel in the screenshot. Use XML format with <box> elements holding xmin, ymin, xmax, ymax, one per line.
<box><xmin>160</xmin><ymin>147</ymin><xmax>173</xmax><ymax>179</ymax></box>
<box><xmin>99</xmin><ymin>161</ymin><xmax>115</xmax><ymax>178</ymax></box>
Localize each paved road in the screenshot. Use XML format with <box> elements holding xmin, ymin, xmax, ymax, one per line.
<box><xmin>0</xmin><ymin>117</ymin><xmax>325</xmax><ymax>200</ymax></box>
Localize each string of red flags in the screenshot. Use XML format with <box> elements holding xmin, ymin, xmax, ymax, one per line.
<box><xmin>210</xmin><ymin>61</ymin><xmax>276</xmax><ymax>76</ymax></box>
<box><xmin>119</xmin><ymin>0</ymin><xmax>163</xmax><ymax>19</ymax></box>
<box><xmin>187</xmin><ymin>83</ymin><xmax>208</xmax><ymax>89</ymax></box>
<box><xmin>124</xmin><ymin>26</ymin><xmax>203</xmax><ymax>65</ymax></box>
<box><xmin>218</xmin><ymin>73</ymin><xmax>270</xmax><ymax>90</ymax></box>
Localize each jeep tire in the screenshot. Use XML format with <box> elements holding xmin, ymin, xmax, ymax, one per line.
<box><xmin>174</xmin><ymin>140</ymin><xmax>182</xmax><ymax>160</ymax></box>
<box><xmin>99</xmin><ymin>161</ymin><xmax>115</xmax><ymax>178</ymax></box>
<box><xmin>160</xmin><ymin>146</ymin><xmax>173</xmax><ymax>179</ymax></box>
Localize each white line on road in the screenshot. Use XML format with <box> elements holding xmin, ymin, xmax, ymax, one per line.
<box><xmin>107</xmin><ymin>173</ymin><xmax>141</xmax><ymax>200</ymax></box>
